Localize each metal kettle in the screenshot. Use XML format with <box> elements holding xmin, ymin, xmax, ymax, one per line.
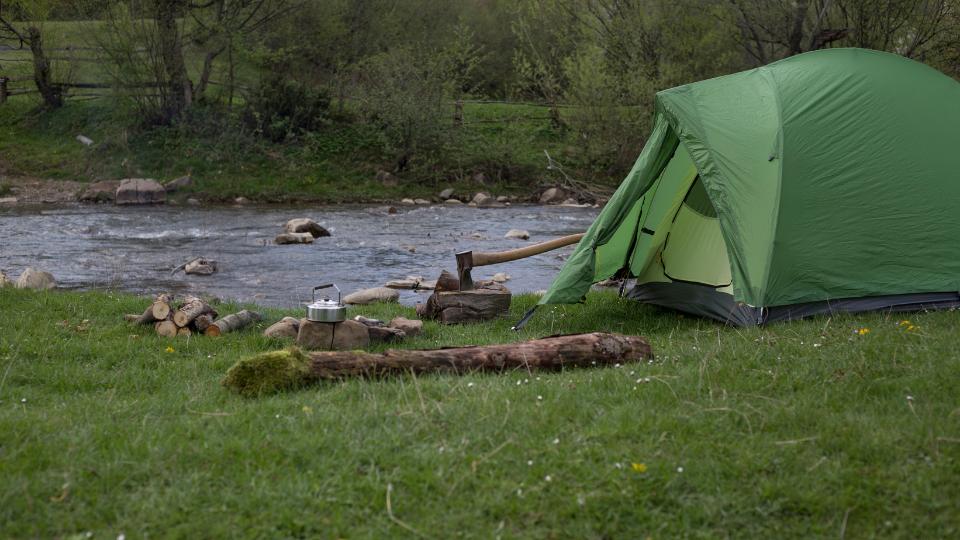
<box><xmin>306</xmin><ymin>284</ymin><xmax>346</xmax><ymax>323</ymax></box>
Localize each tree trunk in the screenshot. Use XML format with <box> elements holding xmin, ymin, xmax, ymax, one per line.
<box><xmin>206</xmin><ymin>310</ymin><xmax>262</xmax><ymax>336</ymax></box>
<box><xmin>125</xmin><ymin>305</ymin><xmax>160</xmax><ymax>325</ymax></box>
<box><xmin>223</xmin><ymin>332</ymin><xmax>654</xmax><ymax>396</ymax></box>
<box><xmin>155</xmin><ymin>319</ymin><xmax>179</xmax><ymax>338</ymax></box>
<box><xmin>193</xmin><ymin>313</ymin><xmax>215</xmax><ymax>333</ymax></box>
<box><xmin>156</xmin><ymin>0</ymin><xmax>192</xmax><ymax>122</ymax></box>
<box><xmin>151</xmin><ymin>293</ymin><xmax>174</xmax><ymax>320</ymax></box>
<box><xmin>26</xmin><ymin>26</ymin><xmax>62</xmax><ymax>109</ymax></box>
<box><xmin>421</xmin><ymin>282</ymin><xmax>511</xmax><ymax>324</ymax></box>
<box><xmin>173</xmin><ymin>296</ymin><xmax>217</xmax><ymax>327</ymax></box>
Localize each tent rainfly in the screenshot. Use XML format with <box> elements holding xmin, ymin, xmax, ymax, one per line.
<box><xmin>526</xmin><ymin>48</ymin><xmax>960</xmax><ymax>327</ymax></box>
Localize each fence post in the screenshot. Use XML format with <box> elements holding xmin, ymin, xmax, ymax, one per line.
<box><xmin>453</xmin><ymin>99</ymin><xmax>463</xmax><ymax>127</ymax></box>
<box><xmin>0</xmin><ymin>77</ymin><xmax>7</xmax><ymax>104</ymax></box>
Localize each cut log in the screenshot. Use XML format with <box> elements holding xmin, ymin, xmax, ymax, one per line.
<box><xmin>125</xmin><ymin>305</ymin><xmax>159</xmax><ymax>325</ymax></box>
<box><xmin>173</xmin><ymin>296</ymin><xmax>217</xmax><ymax>327</ymax></box>
<box><xmin>177</xmin><ymin>327</ymin><xmax>192</xmax><ymax>337</ymax></box>
<box><xmin>151</xmin><ymin>293</ymin><xmax>174</xmax><ymax>320</ymax></box>
<box><xmin>435</xmin><ymin>269</ymin><xmax>460</xmax><ymax>292</ymax></box>
<box><xmin>193</xmin><ymin>313</ymin><xmax>215</xmax><ymax>333</ymax></box>
<box><xmin>223</xmin><ymin>332</ymin><xmax>654</xmax><ymax>396</ymax></box>
<box><xmin>421</xmin><ymin>282</ymin><xmax>511</xmax><ymax>324</ymax></box>
<box><xmin>184</xmin><ymin>258</ymin><xmax>217</xmax><ymax>275</ymax></box>
<box><xmin>205</xmin><ymin>310</ymin><xmax>262</xmax><ymax>336</ymax></box>
<box><xmin>155</xmin><ymin>320</ymin><xmax>179</xmax><ymax>338</ymax></box>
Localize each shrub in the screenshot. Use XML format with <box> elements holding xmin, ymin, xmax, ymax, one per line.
<box><xmin>242</xmin><ymin>75</ymin><xmax>331</xmax><ymax>142</ymax></box>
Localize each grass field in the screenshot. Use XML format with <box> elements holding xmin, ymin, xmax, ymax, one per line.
<box><xmin>2</xmin><ymin>287</ymin><xmax>958</xmax><ymax>537</ymax></box>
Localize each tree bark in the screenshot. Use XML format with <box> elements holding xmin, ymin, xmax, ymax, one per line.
<box><xmin>421</xmin><ymin>282</ymin><xmax>511</xmax><ymax>324</ymax></box>
<box><xmin>193</xmin><ymin>313</ymin><xmax>215</xmax><ymax>333</ymax></box>
<box><xmin>173</xmin><ymin>295</ymin><xmax>217</xmax><ymax>327</ymax></box>
<box><xmin>223</xmin><ymin>332</ymin><xmax>654</xmax><ymax>396</ymax></box>
<box><xmin>156</xmin><ymin>0</ymin><xmax>192</xmax><ymax>122</ymax></box>
<box><xmin>206</xmin><ymin>310</ymin><xmax>262</xmax><ymax>336</ymax></box>
<box><xmin>125</xmin><ymin>305</ymin><xmax>160</xmax><ymax>325</ymax></box>
<box><xmin>26</xmin><ymin>26</ymin><xmax>62</xmax><ymax>109</ymax></box>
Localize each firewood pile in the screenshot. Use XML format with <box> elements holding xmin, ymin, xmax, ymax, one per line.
<box><xmin>124</xmin><ymin>293</ymin><xmax>261</xmax><ymax>337</ymax></box>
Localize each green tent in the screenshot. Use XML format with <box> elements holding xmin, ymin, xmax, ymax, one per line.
<box><xmin>535</xmin><ymin>48</ymin><xmax>960</xmax><ymax>326</ymax></box>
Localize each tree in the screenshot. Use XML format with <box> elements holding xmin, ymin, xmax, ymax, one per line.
<box><xmin>0</xmin><ymin>0</ymin><xmax>63</xmax><ymax>108</ymax></box>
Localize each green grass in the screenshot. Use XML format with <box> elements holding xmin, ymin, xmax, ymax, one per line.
<box><xmin>2</xmin><ymin>287</ymin><xmax>958</xmax><ymax>537</ymax></box>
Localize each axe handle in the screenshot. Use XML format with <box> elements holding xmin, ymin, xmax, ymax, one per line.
<box><xmin>471</xmin><ymin>233</ymin><xmax>585</xmax><ymax>267</ymax></box>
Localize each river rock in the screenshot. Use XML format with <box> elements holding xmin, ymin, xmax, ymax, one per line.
<box><xmin>79</xmin><ymin>180</ymin><xmax>120</xmax><ymax>202</ymax></box>
<box><xmin>234</xmin><ymin>197</ymin><xmax>250</xmax><ymax>205</ymax></box>
<box><xmin>184</xmin><ymin>258</ymin><xmax>217</xmax><ymax>275</ymax></box>
<box><xmin>186</xmin><ymin>198</ymin><xmax>200</xmax><ymax>206</ymax></box>
<box><xmin>332</xmin><ymin>319</ymin><xmax>371</xmax><ymax>349</ymax></box>
<box><xmin>472</xmin><ymin>192</ymin><xmax>495</xmax><ymax>207</ymax></box>
<box><xmin>539</xmin><ymin>187</ymin><xmax>568</xmax><ymax>204</ymax></box>
<box><xmin>505</xmin><ymin>229</ymin><xmax>530</xmax><ymax>240</ymax></box>
<box><xmin>275</xmin><ymin>232</ymin><xmax>314</xmax><ymax>244</ymax></box>
<box><xmin>354</xmin><ymin>315</ymin><xmax>385</xmax><ymax>327</ymax></box>
<box><xmin>343</xmin><ymin>286</ymin><xmax>400</xmax><ymax>305</ymax></box>
<box><xmin>263</xmin><ymin>316</ymin><xmax>300</xmax><ymax>339</ymax></box>
<box><xmin>439</xmin><ymin>188</ymin><xmax>455</xmax><ymax>199</ymax></box>
<box><xmin>444</xmin><ymin>199</ymin><xmax>463</xmax><ymax>205</ymax></box>
<box><xmin>388</xmin><ymin>317</ymin><xmax>423</xmax><ymax>337</ymax></box>
<box><xmin>377</xmin><ymin>170</ymin><xmax>399</xmax><ymax>187</ymax></box>
<box><xmin>164</xmin><ymin>175</ymin><xmax>193</xmax><ymax>192</ymax></box>
<box><xmin>385</xmin><ymin>275</ymin><xmax>425</xmax><ymax>289</ymax></box>
<box><xmin>468</xmin><ymin>201</ymin><xmax>477</xmax><ymax>207</ymax></box>
<box><xmin>414</xmin><ymin>198</ymin><xmax>431</xmax><ymax>205</ymax></box>
<box><xmin>491</xmin><ymin>272</ymin><xmax>511</xmax><ymax>283</ymax></box>
<box><xmin>115</xmin><ymin>178</ymin><xmax>166</xmax><ymax>205</ymax></box>
<box><xmin>0</xmin><ymin>197</ymin><xmax>17</xmax><ymax>204</ymax></box>
<box><xmin>368</xmin><ymin>326</ymin><xmax>406</xmax><ymax>343</ymax></box>
<box><xmin>496</xmin><ymin>195</ymin><xmax>509</xmax><ymax>203</ymax></box>
<box><xmin>400</xmin><ymin>198</ymin><xmax>415</xmax><ymax>205</ymax></box>
<box><xmin>15</xmin><ymin>267</ymin><xmax>55</xmax><ymax>290</ymax></box>
<box><xmin>284</xmin><ymin>218</ymin><xmax>330</xmax><ymax>238</ymax></box>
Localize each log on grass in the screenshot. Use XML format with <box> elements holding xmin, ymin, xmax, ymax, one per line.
<box><xmin>125</xmin><ymin>305</ymin><xmax>159</xmax><ymax>325</ymax></box>
<box><xmin>205</xmin><ymin>310</ymin><xmax>262</xmax><ymax>336</ymax></box>
<box><xmin>173</xmin><ymin>296</ymin><xmax>218</xmax><ymax>327</ymax></box>
<box><xmin>223</xmin><ymin>332</ymin><xmax>653</xmax><ymax>396</ymax></box>
<box><xmin>155</xmin><ymin>320</ymin><xmax>179</xmax><ymax>338</ymax></box>
<box><xmin>193</xmin><ymin>313</ymin><xmax>215</xmax><ymax>333</ymax></box>
<box><xmin>151</xmin><ymin>293</ymin><xmax>174</xmax><ymax>320</ymax></box>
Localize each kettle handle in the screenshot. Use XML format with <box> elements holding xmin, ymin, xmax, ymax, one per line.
<box><xmin>312</xmin><ymin>283</ymin><xmax>341</xmax><ymax>303</ymax></box>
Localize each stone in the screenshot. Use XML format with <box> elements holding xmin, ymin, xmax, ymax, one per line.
<box><xmin>234</xmin><ymin>197</ymin><xmax>250</xmax><ymax>205</ymax></box>
<box><xmin>388</xmin><ymin>317</ymin><xmax>423</xmax><ymax>337</ymax></box>
<box><xmin>400</xmin><ymin>198</ymin><xmax>415</xmax><ymax>205</ymax></box>
<box><xmin>186</xmin><ymin>198</ymin><xmax>200</xmax><ymax>206</ymax></box>
<box><xmin>115</xmin><ymin>178</ymin><xmax>166</xmax><ymax>205</ymax></box>
<box><xmin>184</xmin><ymin>258</ymin><xmax>217</xmax><ymax>275</ymax></box>
<box><xmin>496</xmin><ymin>195</ymin><xmax>509</xmax><ymax>203</ymax></box>
<box><xmin>78</xmin><ymin>180</ymin><xmax>120</xmax><ymax>202</ymax></box>
<box><xmin>284</xmin><ymin>218</ymin><xmax>330</xmax><ymax>238</ymax></box>
<box><xmin>15</xmin><ymin>267</ymin><xmax>55</xmax><ymax>290</ymax></box>
<box><xmin>444</xmin><ymin>199</ymin><xmax>463</xmax><ymax>205</ymax></box>
<box><xmin>561</xmin><ymin>198</ymin><xmax>578</xmax><ymax>205</ymax></box>
<box><xmin>439</xmin><ymin>188</ymin><xmax>455</xmax><ymax>199</ymax></box>
<box><xmin>414</xmin><ymin>199</ymin><xmax>431</xmax><ymax>205</ymax></box>
<box><xmin>343</xmin><ymin>286</ymin><xmax>400</xmax><ymax>305</ymax></box>
<box><xmin>76</xmin><ymin>134</ymin><xmax>94</xmax><ymax>146</ymax></box>
<box><xmin>505</xmin><ymin>229</ymin><xmax>530</xmax><ymax>240</ymax></box>
<box><xmin>0</xmin><ymin>197</ymin><xmax>17</xmax><ymax>204</ymax></box>
<box><xmin>385</xmin><ymin>276</ymin><xmax>425</xmax><ymax>289</ymax></box>
<box><xmin>539</xmin><ymin>187</ymin><xmax>568</xmax><ymax>205</ymax></box>
<box><xmin>296</xmin><ymin>318</ymin><xmax>334</xmax><ymax>349</ymax></box>
<box><xmin>491</xmin><ymin>272</ymin><xmax>511</xmax><ymax>283</ymax></box>
<box><xmin>368</xmin><ymin>326</ymin><xmax>406</xmax><ymax>343</ymax></box>
<box><xmin>354</xmin><ymin>315</ymin><xmax>385</xmax><ymax>327</ymax></box>
<box><xmin>164</xmin><ymin>175</ymin><xmax>193</xmax><ymax>192</ymax></box>
<box><xmin>331</xmin><ymin>319</ymin><xmax>370</xmax><ymax>350</ymax></box>
<box><xmin>388</xmin><ymin>206</ymin><xmax>398</xmax><ymax>214</ymax></box>
<box><xmin>263</xmin><ymin>316</ymin><xmax>300</xmax><ymax>339</ymax></box>
<box><xmin>275</xmin><ymin>232</ymin><xmax>314</xmax><ymax>244</ymax></box>
<box><xmin>468</xmin><ymin>202</ymin><xmax>477</xmax><ymax>207</ymax></box>
<box><xmin>377</xmin><ymin>170</ymin><xmax>399</xmax><ymax>187</ymax></box>
<box><xmin>472</xmin><ymin>192</ymin><xmax>495</xmax><ymax>206</ymax></box>
<box><xmin>417</xmin><ymin>280</ymin><xmax>437</xmax><ymax>290</ymax></box>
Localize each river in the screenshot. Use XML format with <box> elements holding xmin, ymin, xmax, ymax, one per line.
<box><xmin>0</xmin><ymin>203</ymin><xmax>599</xmax><ymax>307</ymax></box>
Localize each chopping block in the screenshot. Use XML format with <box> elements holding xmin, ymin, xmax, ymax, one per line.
<box><xmin>417</xmin><ymin>280</ymin><xmax>511</xmax><ymax>324</ymax></box>
<box><xmin>296</xmin><ymin>319</ymin><xmax>370</xmax><ymax>350</ymax></box>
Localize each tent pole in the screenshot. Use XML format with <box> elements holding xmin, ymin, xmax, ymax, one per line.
<box><xmin>511</xmin><ymin>306</ymin><xmax>538</xmax><ymax>331</ymax></box>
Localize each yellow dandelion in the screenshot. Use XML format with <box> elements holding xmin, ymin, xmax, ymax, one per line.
<box><xmin>165</xmin><ymin>346</ymin><xmax>175</xmax><ymax>353</ymax></box>
<box><xmin>857</xmin><ymin>328</ymin><xmax>871</xmax><ymax>335</ymax></box>
<box><xmin>899</xmin><ymin>320</ymin><xmax>911</xmax><ymax>327</ymax></box>
<box><xmin>302</xmin><ymin>405</ymin><xmax>313</xmax><ymax>416</ymax></box>
<box><xmin>907</xmin><ymin>325</ymin><xmax>918</xmax><ymax>332</ymax></box>
<box><xmin>631</xmin><ymin>462</ymin><xmax>647</xmax><ymax>473</ymax></box>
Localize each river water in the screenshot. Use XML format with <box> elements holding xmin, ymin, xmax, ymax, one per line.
<box><xmin>0</xmin><ymin>203</ymin><xmax>599</xmax><ymax>307</ymax></box>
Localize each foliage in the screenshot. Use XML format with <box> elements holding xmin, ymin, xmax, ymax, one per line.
<box><xmin>242</xmin><ymin>70</ymin><xmax>330</xmax><ymax>142</ymax></box>
<box><xmin>1</xmin><ymin>287</ymin><xmax>959</xmax><ymax>536</ymax></box>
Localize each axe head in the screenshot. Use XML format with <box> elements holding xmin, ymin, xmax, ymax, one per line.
<box><xmin>455</xmin><ymin>250</ymin><xmax>475</xmax><ymax>291</ymax></box>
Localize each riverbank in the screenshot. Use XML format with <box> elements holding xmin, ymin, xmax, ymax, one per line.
<box><xmin>2</xmin><ymin>286</ymin><xmax>958</xmax><ymax>537</ymax></box>
<box><xmin>0</xmin><ymin>98</ymin><xmax>606</xmax><ymax>205</ymax></box>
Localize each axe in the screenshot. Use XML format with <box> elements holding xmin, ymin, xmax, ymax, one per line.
<box><xmin>455</xmin><ymin>233</ymin><xmax>585</xmax><ymax>291</ymax></box>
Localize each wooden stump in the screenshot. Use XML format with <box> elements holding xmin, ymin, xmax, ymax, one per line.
<box><xmin>205</xmin><ymin>310</ymin><xmax>262</xmax><ymax>336</ymax></box>
<box><xmin>155</xmin><ymin>320</ymin><xmax>178</xmax><ymax>338</ymax></box>
<box><xmin>223</xmin><ymin>332</ymin><xmax>654</xmax><ymax>396</ymax></box>
<box><xmin>296</xmin><ymin>319</ymin><xmax>370</xmax><ymax>350</ymax></box>
<box><xmin>151</xmin><ymin>293</ymin><xmax>174</xmax><ymax>320</ymax></box>
<box><xmin>421</xmin><ymin>282</ymin><xmax>511</xmax><ymax>324</ymax></box>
